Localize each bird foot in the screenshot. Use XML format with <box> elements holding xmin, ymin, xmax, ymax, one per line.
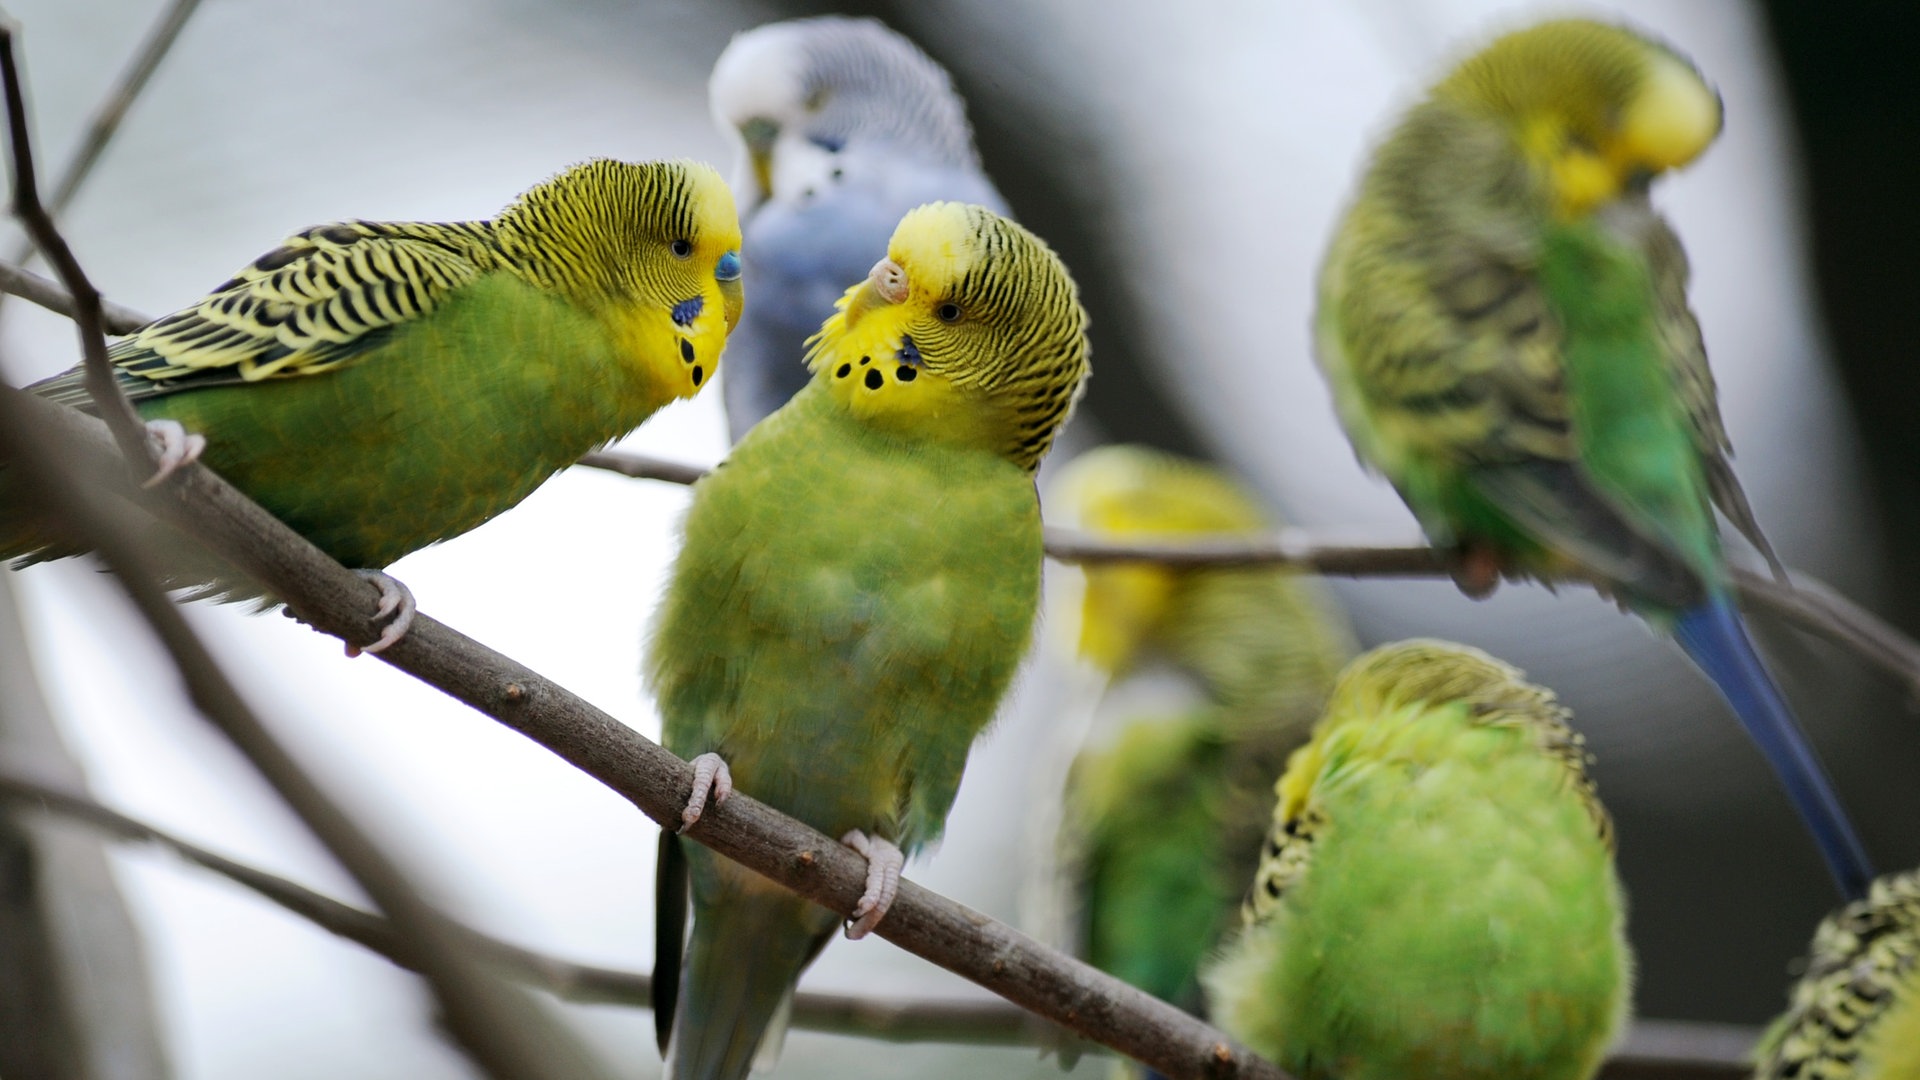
<box><xmin>344</xmin><ymin>569</ymin><xmax>416</xmax><ymax>657</ymax></box>
<box><xmin>679</xmin><ymin>753</ymin><xmax>733</xmax><ymax>833</ymax></box>
<box><xmin>840</xmin><ymin>830</ymin><xmax>904</xmax><ymax>940</ymax></box>
<box><xmin>140</xmin><ymin>419</ymin><xmax>206</xmax><ymax>488</ymax></box>
<box><xmin>1451</xmin><ymin>544</ymin><xmax>1505</xmax><ymax>600</ymax></box>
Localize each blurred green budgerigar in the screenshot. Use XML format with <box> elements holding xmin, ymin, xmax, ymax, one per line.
<box><xmin>1204</xmin><ymin>639</ymin><xmax>1631</xmax><ymax>1080</ymax></box>
<box><xmin>5</xmin><ymin>158</ymin><xmax>741</xmax><ymax>652</ymax></box>
<box><xmin>646</xmin><ymin>201</ymin><xmax>1090</xmax><ymax>1080</ymax></box>
<box><xmin>1753</xmin><ymin>868</ymin><xmax>1920</xmax><ymax>1080</ymax></box>
<box><xmin>1046</xmin><ymin>446</ymin><xmax>1353</xmax><ymax>1027</ymax></box>
<box><xmin>1314</xmin><ymin>17</ymin><xmax>1872</xmax><ymax>897</ymax></box>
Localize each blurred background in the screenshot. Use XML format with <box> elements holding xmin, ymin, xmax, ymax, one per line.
<box><xmin>0</xmin><ymin>0</ymin><xmax>1916</xmax><ymax>1077</ymax></box>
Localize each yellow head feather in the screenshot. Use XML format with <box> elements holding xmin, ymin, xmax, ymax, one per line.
<box><xmin>805</xmin><ymin>201</ymin><xmax>1090</xmax><ymax>472</ymax></box>
<box><xmin>1047</xmin><ymin>445</ymin><xmax>1271</xmax><ymax>673</ymax></box>
<box><xmin>493</xmin><ymin>159</ymin><xmax>743</xmax><ymax>403</ymax></box>
<box><xmin>1437</xmin><ymin>19</ymin><xmax>1722</xmax><ymax>218</ymax></box>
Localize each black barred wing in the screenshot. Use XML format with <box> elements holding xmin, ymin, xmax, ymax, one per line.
<box><xmin>32</xmin><ymin>220</ymin><xmax>498</xmax><ymax>409</ymax></box>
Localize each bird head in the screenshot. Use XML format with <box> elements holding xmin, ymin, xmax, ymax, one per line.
<box><xmin>492</xmin><ymin>159</ymin><xmax>742</xmax><ymax>404</ymax></box>
<box><xmin>1438</xmin><ymin>19</ymin><xmax>1722</xmax><ymax>219</ymax></box>
<box><xmin>805</xmin><ymin>201</ymin><xmax>1088</xmax><ymax>473</ymax></box>
<box><xmin>709</xmin><ymin>16</ymin><xmax>984</xmax><ymax>209</ymax></box>
<box><xmin>1046</xmin><ymin>446</ymin><xmax>1271</xmax><ymax>675</ymax></box>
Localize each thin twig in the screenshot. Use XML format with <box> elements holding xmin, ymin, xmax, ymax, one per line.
<box><xmin>0</xmin><ymin>258</ymin><xmax>146</xmax><ymax>332</ymax></box>
<box><xmin>0</xmin><ymin>766</ymin><xmax>1760</xmax><ymax>1077</ymax></box>
<box><xmin>0</xmin><ymin>0</ymin><xmax>204</xmax><ymax>275</ymax></box>
<box><xmin>568</xmin><ymin>449</ymin><xmax>1920</xmax><ymax>695</ymax></box>
<box><xmin>0</xmin><ymin>20</ymin><xmax>146</xmax><ymax>464</ymax></box>
<box><xmin>0</xmin><ymin>386</ymin><xmax>614</xmax><ymax>1080</ymax></box>
<box><xmin>0</xmin><ymin>393</ymin><xmax>1287</xmax><ymax>1080</ymax></box>
<box><xmin>0</xmin><ymin>22</ymin><xmax>606</xmax><ymax>1074</ymax></box>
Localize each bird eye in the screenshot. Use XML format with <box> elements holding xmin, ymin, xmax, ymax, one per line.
<box><xmin>715</xmin><ymin>251</ymin><xmax>742</xmax><ymax>282</ymax></box>
<box><xmin>670</xmin><ymin>239</ymin><xmax>694</xmax><ymax>259</ymax></box>
<box><xmin>935</xmin><ymin>303</ymin><xmax>962</xmax><ymax>323</ymax></box>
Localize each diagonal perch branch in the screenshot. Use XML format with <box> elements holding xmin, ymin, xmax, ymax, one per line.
<box><xmin>0</xmin><ymin>385</ymin><xmax>1286</xmax><ymax>1079</ymax></box>
<box><xmin>0</xmin><ymin>764</ymin><xmax>1760</xmax><ymax>1077</ymax></box>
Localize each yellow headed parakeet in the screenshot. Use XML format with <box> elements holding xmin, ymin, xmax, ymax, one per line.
<box><xmin>646</xmin><ymin>201</ymin><xmax>1090</xmax><ymax>1080</ymax></box>
<box><xmin>1754</xmin><ymin>868</ymin><xmax>1920</xmax><ymax>1080</ymax></box>
<box><xmin>1204</xmin><ymin>639</ymin><xmax>1631</xmax><ymax>1080</ymax></box>
<box><xmin>1313</xmin><ymin>18</ymin><xmax>1872</xmax><ymax>897</ymax></box>
<box><xmin>6</xmin><ymin>159</ymin><xmax>740</xmax><ymax>652</ymax></box>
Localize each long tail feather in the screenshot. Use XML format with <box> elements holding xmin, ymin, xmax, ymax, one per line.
<box><xmin>666</xmin><ymin>869</ymin><xmax>835</xmax><ymax>1080</ymax></box>
<box><xmin>654</xmin><ymin>832</ymin><xmax>690</xmax><ymax>1054</ymax></box>
<box><xmin>1673</xmin><ymin>600</ymin><xmax>1874</xmax><ymax>900</ymax></box>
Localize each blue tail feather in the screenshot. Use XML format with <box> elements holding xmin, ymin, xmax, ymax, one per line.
<box><xmin>1672</xmin><ymin>600</ymin><xmax>1874</xmax><ymax>900</ymax></box>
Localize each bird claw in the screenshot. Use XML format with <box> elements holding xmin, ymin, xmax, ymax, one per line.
<box><xmin>140</xmin><ymin>419</ymin><xmax>206</xmax><ymax>488</ymax></box>
<box><xmin>679</xmin><ymin>753</ymin><xmax>733</xmax><ymax>833</ymax></box>
<box><xmin>840</xmin><ymin>829</ymin><xmax>903</xmax><ymax>940</ymax></box>
<box><xmin>1451</xmin><ymin>544</ymin><xmax>1505</xmax><ymax>600</ymax></box>
<box><xmin>344</xmin><ymin>569</ymin><xmax>415</xmax><ymax>657</ymax></box>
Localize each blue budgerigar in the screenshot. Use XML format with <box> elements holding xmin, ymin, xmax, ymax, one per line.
<box><xmin>708</xmin><ymin>15</ymin><xmax>1007</xmax><ymax>439</ymax></box>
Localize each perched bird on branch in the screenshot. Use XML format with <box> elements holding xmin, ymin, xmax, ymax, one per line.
<box><xmin>1042</xmin><ymin>446</ymin><xmax>1353</xmax><ymax>1042</ymax></box>
<box><xmin>1753</xmin><ymin>867</ymin><xmax>1920</xmax><ymax>1080</ymax></box>
<box><xmin>708</xmin><ymin>15</ymin><xmax>1006</xmax><ymax>440</ymax></box>
<box><xmin>3</xmin><ymin>159</ymin><xmax>741</xmax><ymax>653</ymax></box>
<box><xmin>1313</xmin><ymin>17</ymin><xmax>1873</xmax><ymax>897</ymax></box>
<box><xmin>1204</xmin><ymin>639</ymin><xmax>1630</xmax><ymax>1080</ymax></box>
<box><xmin>646</xmin><ymin>201</ymin><xmax>1088</xmax><ymax>1080</ymax></box>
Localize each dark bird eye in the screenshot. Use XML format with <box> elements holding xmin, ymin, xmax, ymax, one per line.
<box><xmin>670</xmin><ymin>239</ymin><xmax>694</xmax><ymax>259</ymax></box>
<box><xmin>935</xmin><ymin>303</ymin><xmax>961</xmax><ymax>323</ymax></box>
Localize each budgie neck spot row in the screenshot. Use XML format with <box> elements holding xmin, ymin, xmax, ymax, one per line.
<box><xmin>805</xmin><ymin>201</ymin><xmax>1089</xmax><ymax>472</ymax></box>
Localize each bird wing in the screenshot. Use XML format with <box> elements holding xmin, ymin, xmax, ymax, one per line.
<box><xmin>32</xmin><ymin>220</ymin><xmax>495</xmax><ymax>409</ymax></box>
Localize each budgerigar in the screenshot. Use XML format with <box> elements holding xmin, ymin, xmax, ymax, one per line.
<box><xmin>1047</xmin><ymin>446</ymin><xmax>1354</xmax><ymax>1023</ymax></box>
<box><xmin>1753</xmin><ymin>868</ymin><xmax>1920</xmax><ymax>1080</ymax></box>
<box><xmin>708</xmin><ymin>15</ymin><xmax>1006</xmax><ymax>440</ymax></box>
<box><xmin>647</xmin><ymin>201</ymin><xmax>1089</xmax><ymax>1080</ymax></box>
<box><xmin>1313</xmin><ymin>17</ymin><xmax>1873</xmax><ymax>897</ymax></box>
<box><xmin>1204</xmin><ymin>640</ymin><xmax>1631</xmax><ymax>1080</ymax></box>
<box><xmin>4</xmin><ymin>159</ymin><xmax>740</xmax><ymax>652</ymax></box>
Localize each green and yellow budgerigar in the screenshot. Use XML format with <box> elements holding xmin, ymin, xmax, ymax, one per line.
<box><xmin>1046</xmin><ymin>446</ymin><xmax>1354</xmax><ymax>1024</ymax></box>
<box><xmin>5</xmin><ymin>158</ymin><xmax>741</xmax><ymax>652</ymax></box>
<box><xmin>646</xmin><ymin>201</ymin><xmax>1089</xmax><ymax>1080</ymax></box>
<box><xmin>1314</xmin><ymin>17</ymin><xmax>1873</xmax><ymax>897</ymax></box>
<box><xmin>1204</xmin><ymin>639</ymin><xmax>1631</xmax><ymax>1080</ymax></box>
<box><xmin>1753</xmin><ymin>868</ymin><xmax>1920</xmax><ymax>1080</ymax></box>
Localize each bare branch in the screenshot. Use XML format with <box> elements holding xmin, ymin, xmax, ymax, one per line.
<box><xmin>577</xmin><ymin>448</ymin><xmax>710</xmax><ymax>486</ymax></box>
<box><xmin>0</xmin><ymin>20</ymin><xmax>147</xmax><ymax>464</ymax></box>
<box><xmin>0</xmin><ymin>766</ymin><xmax>1758</xmax><ymax>1078</ymax></box>
<box><xmin>0</xmin><ymin>258</ymin><xmax>147</xmax><ymax>333</ymax></box>
<box><xmin>0</xmin><ymin>394</ymin><xmax>1284</xmax><ymax>1080</ymax></box>
<box><xmin>44</xmin><ymin>0</ymin><xmax>204</xmax><ymax>222</ymax></box>
<box><xmin>0</xmin><ymin>387</ymin><xmax>614</xmax><ymax>1080</ymax></box>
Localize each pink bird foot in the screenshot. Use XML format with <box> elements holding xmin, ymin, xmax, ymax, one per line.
<box><xmin>679</xmin><ymin>753</ymin><xmax>733</xmax><ymax>833</ymax></box>
<box><xmin>344</xmin><ymin>569</ymin><xmax>416</xmax><ymax>657</ymax></box>
<box><xmin>140</xmin><ymin>419</ymin><xmax>206</xmax><ymax>488</ymax></box>
<box><xmin>840</xmin><ymin>830</ymin><xmax>904</xmax><ymax>940</ymax></box>
<box><xmin>1451</xmin><ymin>542</ymin><xmax>1505</xmax><ymax>600</ymax></box>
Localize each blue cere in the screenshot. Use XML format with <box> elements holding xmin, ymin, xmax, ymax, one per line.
<box><xmin>672</xmin><ymin>295</ymin><xmax>705</xmax><ymax>327</ymax></box>
<box><xmin>716</xmin><ymin>250</ymin><xmax>742</xmax><ymax>282</ymax></box>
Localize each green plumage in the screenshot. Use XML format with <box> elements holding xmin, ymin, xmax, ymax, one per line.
<box><xmin>1754</xmin><ymin>869</ymin><xmax>1920</xmax><ymax>1080</ymax></box>
<box><xmin>646</xmin><ymin>201</ymin><xmax>1089</xmax><ymax>1080</ymax></box>
<box><xmin>1048</xmin><ymin>447</ymin><xmax>1354</xmax><ymax>1017</ymax></box>
<box><xmin>1203</xmin><ymin>640</ymin><xmax>1630</xmax><ymax>1080</ymax></box>
<box><xmin>5</xmin><ymin>159</ymin><xmax>742</xmax><ymax>588</ymax></box>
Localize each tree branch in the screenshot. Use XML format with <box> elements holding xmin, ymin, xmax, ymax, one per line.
<box><xmin>0</xmin><ymin>389</ymin><xmax>1283</xmax><ymax>1080</ymax></box>
<box><xmin>0</xmin><ymin>765</ymin><xmax>1758</xmax><ymax>1077</ymax></box>
<box><xmin>568</xmin><ymin>450</ymin><xmax>1920</xmax><ymax>695</ymax></box>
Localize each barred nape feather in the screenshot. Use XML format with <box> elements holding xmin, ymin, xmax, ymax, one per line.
<box><xmin>31</xmin><ymin>159</ymin><xmax>737</xmax><ymax>412</ymax></box>
<box><xmin>1247</xmin><ymin>640</ymin><xmax>1612</xmax><ymax>927</ymax></box>
<box><xmin>1756</xmin><ymin>869</ymin><xmax>1920</xmax><ymax>1080</ymax></box>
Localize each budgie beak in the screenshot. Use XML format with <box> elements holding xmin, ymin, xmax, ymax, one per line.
<box><xmin>843</xmin><ymin>258</ymin><xmax>908</xmax><ymax>329</ymax></box>
<box><xmin>740</xmin><ymin>118</ymin><xmax>778</xmax><ymax>202</ymax></box>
